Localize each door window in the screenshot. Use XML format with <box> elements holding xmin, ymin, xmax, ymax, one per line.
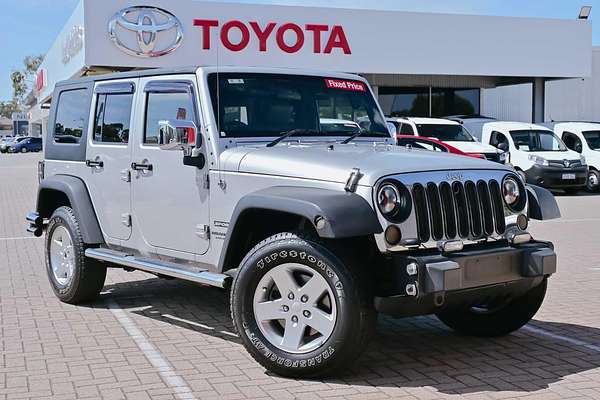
<box><xmin>399</xmin><ymin>123</ymin><xmax>415</xmax><ymax>135</ymax></box>
<box><xmin>144</xmin><ymin>91</ymin><xmax>196</xmax><ymax>145</ymax></box>
<box><xmin>94</xmin><ymin>93</ymin><xmax>133</xmax><ymax>143</ymax></box>
<box><xmin>562</xmin><ymin>132</ymin><xmax>583</xmax><ymax>153</ymax></box>
<box><xmin>490</xmin><ymin>131</ymin><xmax>509</xmax><ymax>148</ymax></box>
<box><xmin>53</xmin><ymin>89</ymin><xmax>88</xmax><ymax>144</ymax></box>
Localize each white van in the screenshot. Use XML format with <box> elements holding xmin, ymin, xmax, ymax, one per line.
<box><xmin>553</xmin><ymin>122</ymin><xmax>600</xmax><ymax>192</ymax></box>
<box><xmin>387</xmin><ymin>117</ymin><xmax>506</xmax><ymax>163</ymax></box>
<box><xmin>480</xmin><ymin>122</ymin><xmax>587</xmax><ymax>192</ymax></box>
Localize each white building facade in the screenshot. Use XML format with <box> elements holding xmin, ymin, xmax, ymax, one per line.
<box><xmin>28</xmin><ymin>0</ymin><xmax>594</xmax><ymax>134</ymax></box>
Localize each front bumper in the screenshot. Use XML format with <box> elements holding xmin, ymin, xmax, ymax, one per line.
<box><xmin>524</xmin><ymin>165</ymin><xmax>587</xmax><ymax>188</ymax></box>
<box><xmin>374</xmin><ymin>240</ymin><xmax>556</xmax><ymax>316</ymax></box>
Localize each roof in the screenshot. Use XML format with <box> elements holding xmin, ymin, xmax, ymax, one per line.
<box><xmin>395</xmin><ymin>117</ymin><xmax>461</xmax><ymax>125</ymax></box>
<box><xmin>482</xmin><ymin>121</ymin><xmax>552</xmax><ymax>131</ymax></box>
<box><xmin>553</xmin><ymin>122</ymin><xmax>600</xmax><ymax>131</ymax></box>
<box><xmin>55</xmin><ymin>66</ymin><xmax>368</xmax><ymax>89</ymax></box>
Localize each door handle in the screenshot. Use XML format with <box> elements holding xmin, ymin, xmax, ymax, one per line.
<box><xmin>85</xmin><ymin>159</ymin><xmax>104</xmax><ymax>168</ymax></box>
<box><xmin>131</xmin><ymin>162</ymin><xmax>153</xmax><ymax>172</ymax></box>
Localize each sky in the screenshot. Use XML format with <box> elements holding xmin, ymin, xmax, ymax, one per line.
<box><xmin>0</xmin><ymin>0</ymin><xmax>599</xmax><ymax>101</ymax></box>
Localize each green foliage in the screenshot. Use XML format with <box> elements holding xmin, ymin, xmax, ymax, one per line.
<box><xmin>10</xmin><ymin>54</ymin><xmax>44</xmax><ymax>105</ymax></box>
<box><xmin>0</xmin><ymin>100</ymin><xmax>21</xmax><ymax>119</ymax></box>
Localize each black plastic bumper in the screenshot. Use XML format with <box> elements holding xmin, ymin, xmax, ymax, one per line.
<box><xmin>374</xmin><ymin>240</ymin><xmax>556</xmax><ymax>316</ymax></box>
<box><xmin>524</xmin><ymin>165</ymin><xmax>587</xmax><ymax>188</ymax></box>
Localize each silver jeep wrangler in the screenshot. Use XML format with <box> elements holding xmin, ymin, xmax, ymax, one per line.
<box><xmin>27</xmin><ymin>66</ymin><xmax>559</xmax><ymax>378</ymax></box>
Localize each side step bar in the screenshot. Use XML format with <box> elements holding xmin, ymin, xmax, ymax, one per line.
<box><xmin>85</xmin><ymin>248</ymin><xmax>231</xmax><ymax>289</ymax></box>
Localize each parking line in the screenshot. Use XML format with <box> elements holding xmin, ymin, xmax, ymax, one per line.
<box><xmin>105</xmin><ymin>299</ymin><xmax>197</xmax><ymax>400</ymax></box>
<box><xmin>523</xmin><ymin>324</ymin><xmax>600</xmax><ymax>352</ymax></box>
<box><xmin>0</xmin><ymin>236</ymin><xmax>42</xmax><ymax>241</ymax></box>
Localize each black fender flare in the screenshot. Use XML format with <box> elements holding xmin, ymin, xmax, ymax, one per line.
<box><xmin>526</xmin><ymin>184</ymin><xmax>561</xmax><ymax>220</ymax></box>
<box><xmin>218</xmin><ymin>186</ymin><xmax>382</xmax><ymax>270</ymax></box>
<box><xmin>37</xmin><ymin>175</ymin><xmax>104</xmax><ymax>244</ymax></box>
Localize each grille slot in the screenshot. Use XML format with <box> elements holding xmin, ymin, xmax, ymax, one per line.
<box><xmin>453</xmin><ymin>182</ymin><xmax>470</xmax><ymax>238</ymax></box>
<box><xmin>489</xmin><ymin>180</ymin><xmax>506</xmax><ymax>234</ymax></box>
<box><xmin>477</xmin><ymin>180</ymin><xmax>495</xmax><ymax>236</ymax></box>
<box><xmin>413</xmin><ymin>179</ymin><xmax>506</xmax><ymax>242</ymax></box>
<box><xmin>426</xmin><ymin>183</ymin><xmax>444</xmax><ymax>241</ymax></box>
<box><xmin>412</xmin><ymin>184</ymin><xmax>430</xmax><ymax>242</ymax></box>
<box><xmin>439</xmin><ymin>182</ymin><xmax>457</xmax><ymax>239</ymax></box>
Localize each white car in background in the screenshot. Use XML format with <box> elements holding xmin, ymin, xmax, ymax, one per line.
<box><xmin>480</xmin><ymin>121</ymin><xmax>588</xmax><ymax>193</ymax></box>
<box><xmin>553</xmin><ymin>122</ymin><xmax>600</xmax><ymax>192</ymax></box>
<box><xmin>386</xmin><ymin>117</ymin><xmax>506</xmax><ymax>163</ymax></box>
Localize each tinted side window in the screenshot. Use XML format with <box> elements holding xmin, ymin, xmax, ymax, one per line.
<box><xmin>145</xmin><ymin>92</ymin><xmax>195</xmax><ymax>144</ymax></box>
<box><xmin>399</xmin><ymin>123</ymin><xmax>414</xmax><ymax>135</ymax></box>
<box><xmin>54</xmin><ymin>89</ymin><xmax>88</xmax><ymax>144</ymax></box>
<box><xmin>94</xmin><ymin>94</ymin><xmax>133</xmax><ymax>143</ymax></box>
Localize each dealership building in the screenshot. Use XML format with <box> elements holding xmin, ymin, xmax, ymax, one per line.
<box><xmin>27</xmin><ymin>0</ymin><xmax>594</xmax><ymax>137</ymax></box>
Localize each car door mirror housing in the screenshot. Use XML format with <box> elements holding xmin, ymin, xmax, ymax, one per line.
<box><xmin>159</xmin><ymin>120</ymin><xmax>201</xmax><ymax>154</ymax></box>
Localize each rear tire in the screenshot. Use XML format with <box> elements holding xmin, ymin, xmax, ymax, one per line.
<box><xmin>436</xmin><ymin>279</ymin><xmax>547</xmax><ymax>337</ymax></box>
<box><xmin>45</xmin><ymin>206</ymin><xmax>106</xmax><ymax>304</ymax></box>
<box><xmin>231</xmin><ymin>232</ymin><xmax>376</xmax><ymax>378</ymax></box>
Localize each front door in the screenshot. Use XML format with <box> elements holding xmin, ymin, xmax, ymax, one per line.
<box><xmin>85</xmin><ymin>79</ymin><xmax>137</xmax><ymax>241</ymax></box>
<box><xmin>131</xmin><ymin>76</ymin><xmax>210</xmax><ymax>257</ymax></box>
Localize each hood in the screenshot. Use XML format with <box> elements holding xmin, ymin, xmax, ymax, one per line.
<box><xmin>450</xmin><ymin>141</ymin><xmax>500</xmax><ymax>154</ymax></box>
<box><xmin>530</xmin><ymin>150</ymin><xmax>581</xmax><ymax>161</ymax></box>
<box><xmin>221</xmin><ymin>143</ymin><xmax>509</xmax><ymax>186</ymax></box>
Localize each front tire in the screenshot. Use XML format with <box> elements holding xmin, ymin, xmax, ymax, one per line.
<box><xmin>21</xmin><ymin>147</ymin><xmax>28</xmax><ymax>153</ymax></box>
<box><xmin>587</xmin><ymin>170</ymin><xmax>600</xmax><ymax>192</ymax></box>
<box><xmin>231</xmin><ymin>233</ymin><xmax>376</xmax><ymax>378</ymax></box>
<box><xmin>436</xmin><ymin>278</ymin><xmax>547</xmax><ymax>337</ymax></box>
<box><xmin>45</xmin><ymin>206</ymin><xmax>106</xmax><ymax>304</ymax></box>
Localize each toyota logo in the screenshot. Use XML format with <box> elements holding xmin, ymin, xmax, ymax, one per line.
<box><xmin>108</xmin><ymin>6</ymin><xmax>183</xmax><ymax>58</ymax></box>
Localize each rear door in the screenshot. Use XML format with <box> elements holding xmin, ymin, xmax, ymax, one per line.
<box><xmin>131</xmin><ymin>75</ymin><xmax>210</xmax><ymax>257</ymax></box>
<box><xmin>85</xmin><ymin>79</ymin><xmax>137</xmax><ymax>241</ymax></box>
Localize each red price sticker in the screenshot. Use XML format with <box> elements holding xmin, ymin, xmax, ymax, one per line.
<box><xmin>324</xmin><ymin>78</ymin><xmax>367</xmax><ymax>92</ymax></box>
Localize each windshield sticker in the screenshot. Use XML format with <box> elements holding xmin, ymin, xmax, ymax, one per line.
<box><xmin>324</xmin><ymin>79</ymin><xmax>366</xmax><ymax>92</ymax></box>
<box><xmin>228</xmin><ymin>79</ymin><xmax>245</xmax><ymax>84</ymax></box>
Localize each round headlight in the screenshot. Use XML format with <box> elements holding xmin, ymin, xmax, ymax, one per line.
<box><xmin>378</xmin><ymin>184</ymin><xmax>400</xmax><ymax>215</ymax></box>
<box><xmin>502</xmin><ymin>176</ymin><xmax>521</xmax><ymax>207</ymax></box>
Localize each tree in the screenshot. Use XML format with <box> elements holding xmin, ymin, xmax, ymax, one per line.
<box><xmin>0</xmin><ymin>100</ymin><xmax>20</xmax><ymax>119</ymax></box>
<box><xmin>9</xmin><ymin>54</ymin><xmax>44</xmax><ymax>106</ymax></box>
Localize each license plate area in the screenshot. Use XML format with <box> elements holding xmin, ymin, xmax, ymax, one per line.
<box><xmin>562</xmin><ymin>173</ymin><xmax>576</xmax><ymax>180</ymax></box>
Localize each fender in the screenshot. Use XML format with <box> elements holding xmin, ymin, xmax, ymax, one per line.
<box><xmin>37</xmin><ymin>175</ymin><xmax>104</xmax><ymax>244</ymax></box>
<box><xmin>218</xmin><ymin>186</ymin><xmax>382</xmax><ymax>270</ymax></box>
<box><xmin>526</xmin><ymin>184</ymin><xmax>561</xmax><ymax>220</ymax></box>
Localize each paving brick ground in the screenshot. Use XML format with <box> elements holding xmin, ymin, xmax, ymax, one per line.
<box><xmin>2</xmin><ymin>152</ymin><xmax>600</xmax><ymax>400</ymax></box>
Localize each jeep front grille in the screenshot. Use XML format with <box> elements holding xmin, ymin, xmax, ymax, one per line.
<box><xmin>412</xmin><ymin>179</ymin><xmax>506</xmax><ymax>242</ymax></box>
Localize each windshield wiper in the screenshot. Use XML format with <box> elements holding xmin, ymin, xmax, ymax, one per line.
<box><xmin>341</xmin><ymin>129</ymin><xmax>387</xmax><ymax>144</ymax></box>
<box><xmin>266</xmin><ymin>129</ymin><xmax>317</xmax><ymax>147</ymax></box>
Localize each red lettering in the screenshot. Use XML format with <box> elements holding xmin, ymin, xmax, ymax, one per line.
<box><xmin>305</xmin><ymin>24</ymin><xmax>328</xmax><ymax>53</ymax></box>
<box><xmin>249</xmin><ymin>22</ymin><xmax>277</xmax><ymax>52</ymax></box>
<box><xmin>276</xmin><ymin>23</ymin><xmax>305</xmax><ymax>53</ymax></box>
<box><xmin>324</xmin><ymin>25</ymin><xmax>351</xmax><ymax>54</ymax></box>
<box><xmin>193</xmin><ymin>19</ymin><xmax>219</xmax><ymax>50</ymax></box>
<box><xmin>221</xmin><ymin>20</ymin><xmax>250</xmax><ymax>52</ymax></box>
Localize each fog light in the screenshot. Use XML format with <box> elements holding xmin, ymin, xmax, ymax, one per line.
<box><xmin>517</xmin><ymin>214</ymin><xmax>529</xmax><ymax>230</ymax></box>
<box><xmin>437</xmin><ymin>240</ymin><xmax>464</xmax><ymax>253</ymax></box>
<box><xmin>384</xmin><ymin>225</ymin><xmax>402</xmax><ymax>246</ymax></box>
<box><xmin>509</xmin><ymin>232</ymin><xmax>531</xmax><ymax>245</ymax></box>
<box><xmin>406</xmin><ymin>262</ymin><xmax>418</xmax><ymax>276</ymax></box>
<box><xmin>406</xmin><ymin>283</ymin><xmax>418</xmax><ymax>297</ymax></box>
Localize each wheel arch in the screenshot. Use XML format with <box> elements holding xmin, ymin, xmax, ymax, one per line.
<box><xmin>37</xmin><ymin>175</ymin><xmax>104</xmax><ymax>245</ymax></box>
<box><xmin>218</xmin><ymin>186</ymin><xmax>382</xmax><ymax>272</ymax></box>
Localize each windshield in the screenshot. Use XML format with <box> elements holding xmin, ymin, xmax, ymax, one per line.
<box><xmin>208</xmin><ymin>73</ymin><xmax>389</xmax><ymax>139</ymax></box>
<box><xmin>415</xmin><ymin>124</ymin><xmax>474</xmax><ymax>142</ymax></box>
<box><xmin>510</xmin><ymin>130</ymin><xmax>567</xmax><ymax>152</ymax></box>
<box><xmin>583</xmin><ymin>130</ymin><xmax>600</xmax><ymax>150</ymax></box>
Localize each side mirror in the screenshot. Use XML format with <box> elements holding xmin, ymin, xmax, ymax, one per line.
<box><xmin>386</xmin><ymin>122</ymin><xmax>397</xmax><ymax>135</ymax></box>
<box><xmin>159</xmin><ymin>120</ymin><xmax>200</xmax><ymax>155</ymax></box>
<box><xmin>498</xmin><ymin>142</ymin><xmax>509</xmax><ymax>152</ymax></box>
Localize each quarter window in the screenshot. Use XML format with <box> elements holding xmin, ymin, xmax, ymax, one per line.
<box><xmin>94</xmin><ymin>93</ymin><xmax>133</xmax><ymax>143</ymax></box>
<box><xmin>145</xmin><ymin>92</ymin><xmax>195</xmax><ymax>144</ymax></box>
<box><xmin>54</xmin><ymin>89</ymin><xmax>88</xmax><ymax>144</ymax></box>
<box><xmin>399</xmin><ymin>123</ymin><xmax>415</xmax><ymax>135</ymax></box>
